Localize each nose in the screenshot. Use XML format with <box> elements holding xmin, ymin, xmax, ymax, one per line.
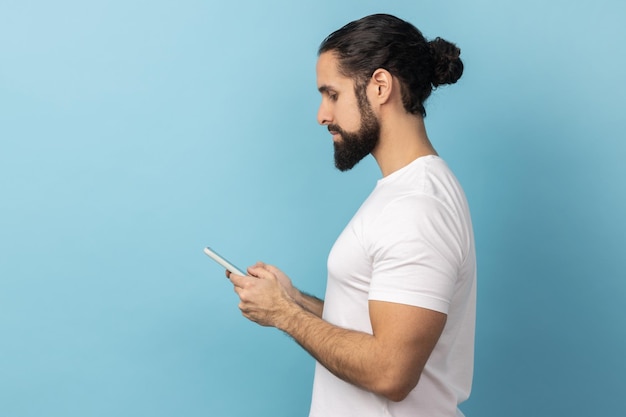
<box><xmin>317</xmin><ymin>100</ymin><xmax>331</xmax><ymax>126</ymax></box>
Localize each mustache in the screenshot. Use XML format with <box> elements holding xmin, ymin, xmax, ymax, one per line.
<box><xmin>328</xmin><ymin>124</ymin><xmax>343</xmax><ymax>134</ymax></box>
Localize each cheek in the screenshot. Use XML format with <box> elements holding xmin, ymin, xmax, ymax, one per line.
<box><xmin>337</xmin><ymin>102</ymin><xmax>362</xmax><ymax>131</ymax></box>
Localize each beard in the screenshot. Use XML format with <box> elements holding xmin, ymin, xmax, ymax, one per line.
<box><xmin>330</xmin><ymin>89</ymin><xmax>380</xmax><ymax>172</ymax></box>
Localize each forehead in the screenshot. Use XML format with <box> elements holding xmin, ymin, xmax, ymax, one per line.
<box><xmin>316</xmin><ymin>51</ymin><xmax>353</xmax><ymax>91</ymax></box>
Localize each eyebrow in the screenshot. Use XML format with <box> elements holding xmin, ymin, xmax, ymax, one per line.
<box><xmin>318</xmin><ymin>85</ymin><xmax>335</xmax><ymax>94</ymax></box>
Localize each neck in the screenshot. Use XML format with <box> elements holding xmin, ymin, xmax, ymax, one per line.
<box><xmin>371</xmin><ymin>113</ymin><xmax>437</xmax><ymax>177</ymax></box>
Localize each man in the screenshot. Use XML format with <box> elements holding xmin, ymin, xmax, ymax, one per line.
<box><xmin>227</xmin><ymin>14</ymin><xmax>476</xmax><ymax>417</ymax></box>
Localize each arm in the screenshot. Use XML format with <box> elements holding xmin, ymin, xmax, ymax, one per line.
<box><xmin>229</xmin><ymin>264</ymin><xmax>445</xmax><ymax>401</ymax></box>
<box><xmin>294</xmin><ymin>291</ymin><xmax>324</xmax><ymax>318</ymax></box>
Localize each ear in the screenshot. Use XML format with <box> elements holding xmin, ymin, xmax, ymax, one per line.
<box><xmin>369</xmin><ymin>68</ymin><xmax>394</xmax><ymax>105</ymax></box>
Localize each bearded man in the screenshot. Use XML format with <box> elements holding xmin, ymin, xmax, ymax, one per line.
<box><xmin>226</xmin><ymin>14</ymin><xmax>477</xmax><ymax>417</ymax></box>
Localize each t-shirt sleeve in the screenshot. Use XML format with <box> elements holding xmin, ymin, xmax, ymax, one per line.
<box><xmin>366</xmin><ymin>194</ymin><xmax>464</xmax><ymax>314</ymax></box>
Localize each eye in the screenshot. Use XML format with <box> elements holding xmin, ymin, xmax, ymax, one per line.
<box><xmin>328</xmin><ymin>92</ymin><xmax>338</xmax><ymax>101</ymax></box>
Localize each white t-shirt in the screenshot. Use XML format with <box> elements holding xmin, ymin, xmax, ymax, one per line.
<box><xmin>309</xmin><ymin>155</ymin><xmax>476</xmax><ymax>417</ymax></box>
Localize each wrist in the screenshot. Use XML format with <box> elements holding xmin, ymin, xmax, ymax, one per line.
<box><xmin>275</xmin><ymin>296</ymin><xmax>306</xmax><ymax>333</ymax></box>
<box><xmin>291</xmin><ymin>287</ymin><xmax>305</xmax><ymax>307</ymax></box>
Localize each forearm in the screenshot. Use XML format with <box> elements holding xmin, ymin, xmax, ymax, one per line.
<box><xmin>275</xmin><ymin>303</ymin><xmax>396</xmax><ymax>398</ymax></box>
<box><xmin>294</xmin><ymin>290</ymin><xmax>324</xmax><ymax>317</ymax></box>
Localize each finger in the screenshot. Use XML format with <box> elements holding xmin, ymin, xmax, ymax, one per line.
<box><xmin>229</xmin><ymin>272</ymin><xmax>253</xmax><ymax>288</ymax></box>
<box><xmin>247</xmin><ymin>264</ymin><xmax>266</xmax><ymax>278</ymax></box>
<box><xmin>254</xmin><ymin>261</ymin><xmax>277</xmax><ymax>274</ymax></box>
<box><xmin>262</xmin><ymin>263</ymin><xmax>281</xmax><ymax>275</ymax></box>
<box><xmin>248</xmin><ymin>265</ymin><xmax>274</xmax><ymax>279</ymax></box>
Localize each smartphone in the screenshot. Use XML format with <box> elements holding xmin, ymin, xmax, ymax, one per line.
<box><xmin>203</xmin><ymin>247</ymin><xmax>246</xmax><ymax>276</ymax></box>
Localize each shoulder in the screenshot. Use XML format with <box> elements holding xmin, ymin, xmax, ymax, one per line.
<box><xmin>370</xmin><ymin>193</ymin><xmax>454</xmax><ymax>242</ymax></box>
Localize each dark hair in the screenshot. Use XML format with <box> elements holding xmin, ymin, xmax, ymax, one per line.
<box><xmin>318</xmin><ymin>14</ymin><xmax>463</xmax><ymax>117</ymax></box>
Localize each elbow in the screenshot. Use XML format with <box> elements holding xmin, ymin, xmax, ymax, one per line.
<box><xmin>379</xmin><ymin>384</ymin><xmax>415</xmax><ymax>402</ymax></box>
<box><xmin>374</xmin><ymin>373</ymin><xmax>421</xmax><ymax>402</ymax></box>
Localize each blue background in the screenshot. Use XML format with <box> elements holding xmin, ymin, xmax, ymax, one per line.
<box><xmin>1</xmin><ymin>1</ymin><xmax>625</xmax><ymax>416</ymax></box>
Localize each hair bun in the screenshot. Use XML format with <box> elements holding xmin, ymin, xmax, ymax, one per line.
<box><xmin>429</xmin><ymin>37</ymin><xmax>463</xmax><ymax>87</ymax></box>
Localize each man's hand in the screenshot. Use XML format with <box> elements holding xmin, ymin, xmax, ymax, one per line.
<box><xmin>227</xmin><ymin>263</ymin><xmax>297</xmax><ymax>327</ymax></box>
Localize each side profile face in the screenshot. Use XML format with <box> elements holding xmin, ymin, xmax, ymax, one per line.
<box><xmin>316</xmin><ymin>52</ymin><xmax>362</xmax><ymax>137</ymax></box>
<box><xmin>316</xmin><ymin>51</ymin><xmax>380</xmax><ymax>171</ymax></box>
